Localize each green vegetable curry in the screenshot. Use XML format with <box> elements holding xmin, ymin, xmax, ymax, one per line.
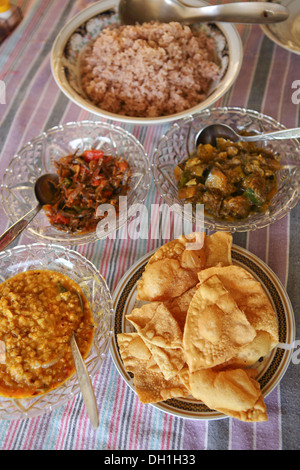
<box><xmin>175</xmin><ymin>138</ymin><xmax>281</xmax><ymax>220</ymax></box>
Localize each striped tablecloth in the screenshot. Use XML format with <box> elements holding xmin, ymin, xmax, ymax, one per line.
<box><xmin>0</xmin><ymin>0</ymin><xmax>299</xmax><ymax>451</ymax></box>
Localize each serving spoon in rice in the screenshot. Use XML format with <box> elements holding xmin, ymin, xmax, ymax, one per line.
<box><xmin>118</xmin><ymin>0</ymin><xmax>289</xmax><ymax>25</ymax></box>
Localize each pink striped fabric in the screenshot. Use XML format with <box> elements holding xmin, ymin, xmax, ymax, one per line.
<box><xmin>0</xmin><ymin>0</ymin><xmax>299</xmax><ymax>451</ymax></box>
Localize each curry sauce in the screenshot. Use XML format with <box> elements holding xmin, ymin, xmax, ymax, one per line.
<box><xmin>175</xmin><ymin>138</ymin><xmax>281</xmax><ymax>220</ymax></box>
<box><xmin>0</xmin><ymin>270</ymin><xmax>94</xmax><ymax>398</ymax></box>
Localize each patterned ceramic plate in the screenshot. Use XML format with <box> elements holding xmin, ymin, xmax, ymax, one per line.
<box><xmin>110</xmin><ymin>244</ymin><xmax>295</xmax><ymax>420</ymax></box>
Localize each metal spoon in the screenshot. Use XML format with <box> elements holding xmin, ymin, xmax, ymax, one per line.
<box><xmin>70</xmin><ymin>332</ymin><xmax>99</xmax><ymax>429</ymax></box>
<box><xmin>195</xmin><ymin>123</ymin><xmax>300</xmax><ymax>147</ymax></box>
<box><xmin>71</xmin><ymin>291</ymin><xmax>99</xmax><ymax>428</ymax></box>
<box><xmin>28</xmin><ymin>288</ymin><xmax>99</xmax><ymax>427</ymax></box>
<box><xmin>0</xmin><ymin>173</ymin><xmax>59</xmax><ymax>252</ymax></box>
<box><xmin>118</xmin><ymin>0</ymin><xmax>289</xmax><ymax>25</ymax></box>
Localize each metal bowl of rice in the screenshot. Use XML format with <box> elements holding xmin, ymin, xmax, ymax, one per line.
<box><xmin>51</xmin><ymin>0</ymin><xmax>243</xmax><ymax>125</ymax></box>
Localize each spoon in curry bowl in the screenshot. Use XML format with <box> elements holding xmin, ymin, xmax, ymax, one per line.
<box><xmin>0</xmin><ymin>173</ymin><xmax>59</xmax><ymax>252</ymax></box>
<box><xmin>195</xmin><ymin>123</ymin><xmax>300</xmax><ymax>147</ymax></box>
<box><xmin>70</xmin><ymin>331</ymin><xmax>99</xmax><ymax>429</ymax></box>
<box><xmin>70</xmin><ymin>291</ymin><xmax>99</xmax><ymax>429</ymax></box>
<box><xmin>28</xmin><ymin>287</ymin><xmax>99</xmax><ymax>428</ymax></box>
<box><xmin>118</xmin><ymin>0</ymin><xmax>289</xmax><ymax>25</ymax></box>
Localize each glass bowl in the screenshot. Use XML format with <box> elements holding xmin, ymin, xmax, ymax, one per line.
<box><xmin>0</xmin><ymin>243</ymin><xmax>114</xmax><ymax>419</ymax></box>
<box><xmin>0</xmin><ymin>121</ymin><xmax>151</xmax><ymax>245</ymax></box>
<box><xmin>50</xmin><ymin>0</ymin><xmax>243</xmax><ymax>125</ymax></box>
<box><xmin>152</xmin><ymin>107</ymin><xmax>300</xmax><ymax>232</ymax></box>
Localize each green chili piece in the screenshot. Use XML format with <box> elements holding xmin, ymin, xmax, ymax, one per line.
<box><xmin>57</xmin><ymin>281</ymin><xmax>67</xmax><ymax>293</ymax></box>
<box><xmin>178</xmin><ymin>171</ymin><xmax>191</xmax><ymax>188</ymax></box>
<box><xmin>63</xmin><ymin>178</ymin><xmax>72</xmax><ymax>187</ymax></box>
<box><xmin>244</xmin><ymin>188</ymin><xmax>260</xmax><ymax>205</ymax></box>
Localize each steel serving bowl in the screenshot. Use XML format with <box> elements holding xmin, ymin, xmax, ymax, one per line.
<box><xmin>261</xmin><ymin>0</ymin><xmax>300</xmax><ymax>55</ymax></box>
<box><xmin>50</xmin><ymin>0</ymin><xmax>243</xmax><ymax>125</ymax></box>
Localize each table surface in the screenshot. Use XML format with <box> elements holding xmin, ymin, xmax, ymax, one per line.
<box><xmin>0</xmin><ymin>0</ymin><xmax>299</xmax><ymax>451</ymax></box>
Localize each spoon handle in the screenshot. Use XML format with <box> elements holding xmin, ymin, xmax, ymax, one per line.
<box><xmin>243</xmin><ymin>128</ymin><xmax>300</xmax><ymax>142</ymax></box>
<box><xmin>0</xmin><ymin>204</ymin><xmax>41</xmax><ymax>252</ymax></box>
<box><xmin>178</xmin><ymin>1</ymin><xmax>288</xmax><ymax>24</ymax></box>
<box><xmin>70</xmin><ymin>334</ymin><xmax>99</xmax><ymax>429</ymax></box>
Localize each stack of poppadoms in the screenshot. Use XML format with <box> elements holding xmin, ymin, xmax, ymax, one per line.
<box><xmin>117</xmin><ymin>232</ymin><xmax>279</xmax><ymax>422</ymax></box>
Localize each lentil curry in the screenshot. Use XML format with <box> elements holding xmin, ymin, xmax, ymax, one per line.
<box><xmin>175</xmin><ymin>138</ymin><xmax>281</xmax><ymax>220</ymax></box>
<box><xmin>0</xmin><ymin>270</ymin><xmax>94</xmax><ymax>398</ymax></box>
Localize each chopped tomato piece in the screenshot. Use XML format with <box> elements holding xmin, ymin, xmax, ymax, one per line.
<box><xmin>82</xmin><ymin>149</ymin><xmax>104</xmax><ymax>162</ymax></box>
<box><xmin>103</xmin><ymin>155</ymin><xmax>113</xmax><ymax>164</ymax></box>
<box><xmin>80</xmin><ymin>166</ymin><xmax>89</xmax><ymax>176</ymax></box>
<box><xmin>91</xmin><ymin>176</ymin><xmax>107</xmax><ymax>187</ymax></box>
<box><xmin>52</xmin><ymin>214</ymin><xmax>70</xmax><ymax>224</ymax></box>
<box><xmin>117</xmin><ymin>160</ymin><xmax>128</xmax><ymax>172</ymax></box>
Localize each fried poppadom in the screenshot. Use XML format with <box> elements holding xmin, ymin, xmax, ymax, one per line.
<box><xmin>136</xmin><ymin>232</ymin><xmax>232</xmax><ymax>302</ymax></box>
<box><xmin>117</xmin><ymin>332</ymin><xmax>189</xmax><ymax>403</ymax></box>
<box><xmin>205</xmin><ymin>231</ymin><xmax>232</xmax><ymax>267</ymax></box>
<box><xmin>221</xmin><ymin>331</ymin><xmax>275</xmax><ymax>369</ymax></box>
<box><xmin>197</xmin><ymin>265</ymin><xmax>279</xmax><ymax>351</ymax></box>
<box><xmin>133</xmin><ymin>365</ymin><xmax>190</xmax><ymax>403</ymax></box>
<box><xmin>126</xmin><ymin>302</ymin><xmax>183</xmax><ymax>350</ymax></box>
<box><xmin>187</xmin><ymin>367</ymin><xmax>267</xmax><ymax>422</ymax></box>
<box><xmin>126</xmin><ymin>302</ymin><xmax>186</xmax><ymax>380</ymax></box>
<box><xmin>117</xmin><ymin>333</ymin><xmax>152</xmax><ymax>373</ymax></box>
<box><xmin>117</xmin><ymin>231</ymin><xmax>278</xmax><ymax>422</ymax></box>
<box><xmin>183</xmin><ymin>274</ymin><xmax>257</xmax><ymax>371</ymax></box>
<box><xmin>165</xmin><ymin>286</ymin><xmax>197</xmax><ymax>332</ymax></box>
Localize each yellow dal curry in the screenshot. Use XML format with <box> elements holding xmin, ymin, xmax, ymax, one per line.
<box><xmin>0</xmin><ymin>270</ymin><xmax>94</xmax><ymax>398</ymax></box>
